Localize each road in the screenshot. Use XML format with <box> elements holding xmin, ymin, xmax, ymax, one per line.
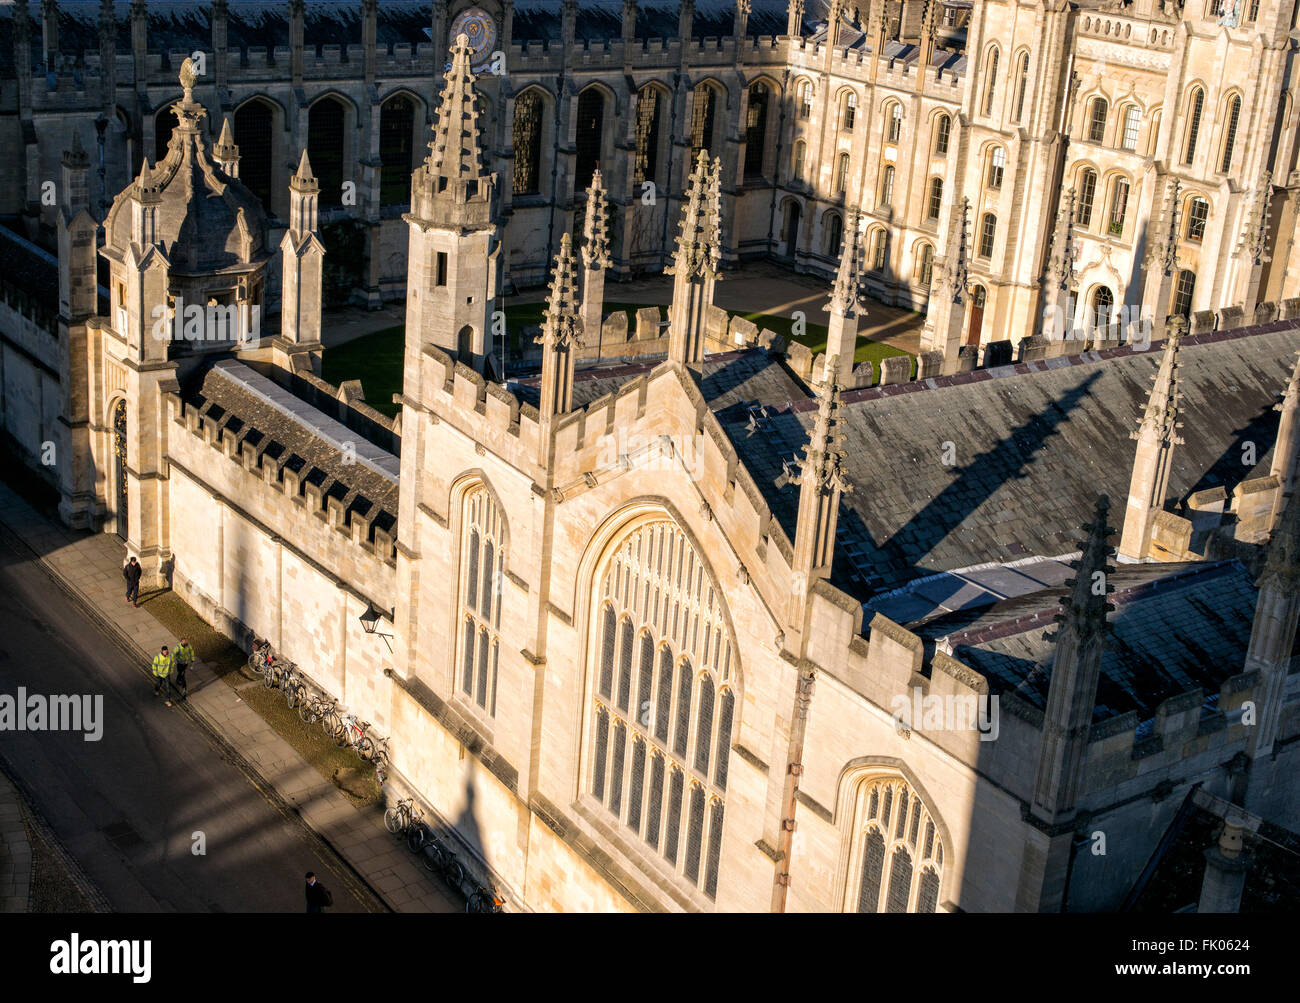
<box><xmin>0</xmin><ymin>529</ymin><xmax>384</xmax><ymax>913</ymax></box>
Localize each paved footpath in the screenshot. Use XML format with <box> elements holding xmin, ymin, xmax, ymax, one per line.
<box><xmin>0</xmin><ymin>770</ymin><xmax>32</xmax><ymax>912</ymax></box>
<box><xmin>0</xmin><ymin>482</ymin><xmax>459</xmax><ymax>913</ymax></box>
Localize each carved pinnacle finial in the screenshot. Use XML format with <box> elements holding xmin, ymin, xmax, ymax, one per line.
<box><xmin>828</xmin><ymin>206</ymin><xmax>867</xmax><ymax>318</ymax></box>
<box><xmin>800</xmin><ymin>360</ymin><xmax>852</xmax><ymax>495</ymax></box>
<box><xmin>539</xmin><ymin>232</ymin><xmax>583</xmax><ymax>351</ymax></box>
<box><xmin>1259</xmin><ymin>487</ymin><xmax>1300</xmax><ymax>594</ymax></box>
<box><xmin>581</xmin><ymin>168</ymin><xmax>611</xmax><ymax>269</ymax></box>
<box><xmin>668</xmin><ymin>150</ymin><xmax>724</xmax><ymax>281</ymax></box>
<box><xmin>1134</xmin><ymin>321</ymin><xmax>1185</xmax><ymax>446</ymax></box>
<box><xmin>1052</xmin><ymin>494</ymin><xmax>1116</xmax><ymax>643</ymax></box>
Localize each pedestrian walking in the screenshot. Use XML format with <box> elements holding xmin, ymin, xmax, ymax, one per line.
<box><xmin>305</xmin><ymin>872</ymin><xmax>333</xmax><ymax>913</ymax></box>
<box><xmin>123</xmin><ymin>556</ymin><xmax>142</xmax><ymax>607</ymax></box>
<box><xmin>173</xmin><ymin>638</ymin><xmax>194</xmax><ymax>701</ymax></box>
<box><xmin>151</xmin><ymin>645</ymin><xmax>175</xmax><ymax>706</ymax></box>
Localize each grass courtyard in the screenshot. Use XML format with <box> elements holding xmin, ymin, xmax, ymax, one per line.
<box><xmin>321</xmin><ymin>302</ymin><xmax>914</xmax><ymax>418</ymax></box>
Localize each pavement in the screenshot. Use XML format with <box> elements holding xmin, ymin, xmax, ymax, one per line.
<box><xmin>0</xmin><ymin>480</ymin><xmax>460</xmax><ymax>913</ymax></box>
<box><xmin>0</xmin><ymin>771</ymin><xmax>32</xmax><ymax>912</ymax></box>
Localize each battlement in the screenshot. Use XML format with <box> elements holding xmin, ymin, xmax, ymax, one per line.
<box><xmin>172</xmin><ymin>367</ymin><xmax>399</xmax><ymax>569</ymax></box>
<box><xmin>418</xmin><ymin>345</ymin><xmax>542</xmax><ymax>463</ymax></box>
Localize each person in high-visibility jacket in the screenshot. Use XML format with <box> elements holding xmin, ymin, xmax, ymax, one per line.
<box><xmin>151</xmin><ymin>645</ymin><xmax>175</xmax><ymax>706</ymax></box>
<box><xmin>173</xmin><ymin>639</ymin><xmax>194</xmax><ymax>702</ymax></box>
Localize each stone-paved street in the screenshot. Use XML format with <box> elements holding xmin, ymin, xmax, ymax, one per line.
<box><xmin>0</xmin><ymin>481</ymin><xmax>460</xmax><ymax>913</ymax></box>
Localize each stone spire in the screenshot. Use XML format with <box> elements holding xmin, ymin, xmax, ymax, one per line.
<box><xmin>214</xmin><ymin>116</ymin><xmax>240</xmax><ymax>177</ymax></box>
<box><xmin>1142</xmin><ymin>177</ymin><xmax>1182</xmax><ymax>339</ymax></box>
<box><xmin>1118</xmin><ymin>320</ymin><xmax>1185</xmax><ymax>561</ymax></box>
<box><xmin>825</xmin><ymin>206</ymin><xmax>866</xmax><ymax>386</ymax></box>
<box><xmin>790</xmin><ymin>361</ymin><xmax>852</xmax><ymax>619</ymax></box>
<box><xmin>537</xmin><ymin>232</ymin><xmax>582</xmax><ymax>426</ymax></box>
<box><xmin>1237</xmin><ymin>170</ymin><xmax>1274</xmax><ymax>316</ymax></box>
<box><xmin>411</xmin><ymin>32</ymin><xmax>496</xmax><ymax>228</ymax></box>
<box><xmin>1031</xmin><ymin>494</ymin><xmax>1116</xmax><ymax>826</ymax></box>
<box><xmin>580</xmin><ymin>169</ymin><xmax>611</xmax><ymax>355</ymax></box>
<box><xmin>1269</xmin><ymin>349</ymin><xmax>1300</xmax><ymax>517</ymax></box>
<box><xmin>278</xmin><ymin>148</ymin><xmax>325</xmax><ymax>365</ymax></box>
<box><xmin>1041</xmin><ymin>187</ymin><xmax>1078</xmax><ymax>341</ymax></box>
<box><xmin>922</xmin><ymin>196</ymin><xmax>970</xmax><ymax>374</ymax></box>
<box><xmin>667</xmin><ymin>150</ymin><xmax>723</xmax><ymax>368</ymax></box>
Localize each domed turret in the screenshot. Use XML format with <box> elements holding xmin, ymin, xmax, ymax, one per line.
<box><xmin>103</xmin><ymin>59</ymin><xmax>269</xmax><ymax>276</ymax></box>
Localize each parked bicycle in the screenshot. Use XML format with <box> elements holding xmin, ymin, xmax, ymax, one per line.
<box><xmin>384</xmin><ymin>797</ymin><xmax>420</xmax><ymax>836</ymax></box>
<box><xmin>334</xmin><ymin>710</ymin><xmax>379</xmax><ymax>761</ymax></box>
<box><xmin>466</xmin><ymin>884</ymin><xmax>504</xmax><ymax>913</ymax></box>
<box><xmin>247</xmin><ymin>637</ymin><xmax>274</xmax><ymax>676</ymax></box>
<box><xmin>297</xmin><ymin>687</ymin><xmax>332</xmax><ymax>726</ymax></box>
<box><xmin>421</xmin><ymin>831</ymin><xmax>466</xmax><ymax>889</ymax></box>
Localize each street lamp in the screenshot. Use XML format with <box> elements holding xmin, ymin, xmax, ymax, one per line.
<box><xmin>358</xmin><ymin>601</ymin><xmax>393</xmax><ymax>653</ymax></box>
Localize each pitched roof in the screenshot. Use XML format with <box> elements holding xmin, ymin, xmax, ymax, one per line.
<box><xmin>719</xmin><ymin>324</ymin><xmax>1300</xmax><ymax>597</ymax></box>
<box><xmin>921</xmin><ymin>560</ymin><xmax>1259</xmax><ymax>725</ymax></box>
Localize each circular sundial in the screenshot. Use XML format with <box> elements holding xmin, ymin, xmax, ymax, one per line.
<box><xmin>448</xmin><ymin>7</ymin><xmax>498</xmax><ymax>72</ymax></box>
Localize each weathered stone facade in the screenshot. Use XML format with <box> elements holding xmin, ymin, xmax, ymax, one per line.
<box><xmin>5</xmin><ymin>3</ymin><xmax>1300</xmax><ymax>914</ymax></box>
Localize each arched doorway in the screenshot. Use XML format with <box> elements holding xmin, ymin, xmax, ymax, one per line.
<box><xmin>783</xmin><ymin>200</ymin><xmax>801</xmax><ymax>259</ymax></box>
<box><xmin>966</xmin><ymin>286</ymin><xmax>986</xmax><ymax>346</ymax></box>
<box><xmin>112</xmin><ymin>399</ymin><xmax>128</xmax><ymax>539</ymax></box>
<box><xmin>457</xmin><ymin>325</ymin><xmax>473</xmax><ymax>359</ymax></box>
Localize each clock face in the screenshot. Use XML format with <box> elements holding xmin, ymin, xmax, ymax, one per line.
<box><xmin>449</xmin><ymin>7</ymin><xmax>498</xmax><ymax>72</ymax></box>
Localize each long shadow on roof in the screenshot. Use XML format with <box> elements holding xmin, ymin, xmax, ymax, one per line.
<box><xmin>1182</xmin><ymin>400</ymin><xmax>1279</xmax><ymax>502</ymax></box>
<box><xmin>880</xmin><ymin>370</ymin><xmax>1102</xmax><ymax>572</ymax></box>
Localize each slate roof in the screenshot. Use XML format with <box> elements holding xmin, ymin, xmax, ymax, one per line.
<box><xmin>916</xmin><ymin>560</ymin><xmax>1259</xmax><ymax>725</ymax></box>
<box><xmin>720</xmin><ymin>325</ymin><xmax>1300</xmax><ymax>598</ymax></box>
<box><xmin>190</xmin><ymin>360</ymin><xmax>399</xmax><ymax>535</ymax></box>
<box><xmin>508</xmin><ymin>347</ymin><xmax>805</xmax><ymax>412</ymax></box>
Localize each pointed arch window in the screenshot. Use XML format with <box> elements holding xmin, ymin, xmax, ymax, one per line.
<box><xmin>512</xmin><ymin>89</ymin><xmax>544</xmax><ymax>195</ymax></box>
<box><xmin>458</xmin><ymin>485</ymin><xmax>505</xmax><ymax>715</ymax></box>
<box><xmin>1108</xmin><ymin>176</ymin><xmax>1130</xmax><ymax>236</ymax></box>
<box><xmin>1121</xmin><ymin>105</ymin><xmax>1141</xmax><ymax>151</ymax></box>
<box><xmin>826</xmin><ymin>212</ymin><xmax>843</xmax><ymax>256</ymax></box>
<box><xmin>690</xmin><ymin>85</ymin><xmax>719</xmax><ymax>159</ymax></box>
<box><xmin>988</xmin><ymin>147</ymin><xmax>1006</xmax><ymax>190</ymax></box>
<box><xmin>850</xmin><ymin>776</ymin><xmax>944</xmax><ymax>913</ymax></box>
<box><xmin>917</xmin><ymin>243</ymin><xmax>935</xmax><ymax>289</ymax></box>
<box><xmin>886</xmin><ymin>103</ymin><xmax>903</xmax><ymax>144</ymax></box>
<box><xmin>634</xmin><ymin>86</ymin><xmax>665</xmax><ymax>187</ymax></box>
<box><xmin>927</xmin><ymin>177</ymin><xmax>944</xmax><ymax>221</ymax></box>
<box><xmin>1173</xmin><ymin>270</ymin><xmax>1196</xmax><ymax>318</ymax></box>
<box><xmin>1088</xmin><ymin>98</ymin><xmax>1109</xmax><ymax>144</ymax></box>
<box><xmin>1013</xmin><ymin>52</ymin><xmax>1030</xmax><ymax>123</ymax></box>
<box><xmin>879</xmin><ymin>164</ymin><xmax>895</xmax><ymax>208</ymax></box>
<box><xmin>983</xmin><ymin>47</ymin><xmax>1000</xmax><ymax>117</ymax></box>
<box><xmin>1078</xmin><ymin>168</ymin><xmax>1098</xmax><ymax>227</ymax></box>
<box><xmin>1186</xmin><ymin>197</ymin><xmax>1210</xmax><ymax>242</ymax></box>
<box><xmin>842</xmin><ymin>91</ymin><xmax>858</xmax><ymax>132</ymax></box>
<box><xmin>979</xmin><ymin>213</ymin><xmax>997</xmax><ymax>259</ymax></box>
<box><xmin>586</xmin><ymin>520</ymin><xmax>738</xmax><ymax>900</ymax></box>
<box><xmin>1220</xmin><ymin>95</ymin><xmax>1242</xmax><ymax>173</ymax></box>
<box><xmin>798</xmin><ymin>79</ymin><xmax>813</xmax><ymax>119</ymax></box>
<box><xmin>871</xmin><ymin>227</ymin><xmax>888</xmax><ymax>271</ymax></box>
<box><xmin>744</xmin><ymin>82</ymin><xmax>771</xmax><ymax>178</ymax></box>
<box><xmin>1184</xmin><ymin>87</ymin><xmax>1205</xmax><ymax>165</ymax></box>
<box><xmin>835</xmin><ymin>152</ymin><xmax>850</xmax><ymax>194</ymax></box>
<box><xmin>934</xmin><ymin>114</ymin><xmax>952</xmax><ymax>156</ymax></box>
<box><xmin>792</xmin><ymin>140</ymin><xmax>806</xmax><ymax>183</ymax></box>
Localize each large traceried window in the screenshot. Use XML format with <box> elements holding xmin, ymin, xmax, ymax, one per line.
<box><xmin>634</xmin><ymin>86</ymin><xmax>665</xmax><ymax>187</ymax></box>
<box><xmin>458</xmin><ymin>485</ymin><xmax>504</xmax><ymax>715</ymax></box>
<box><xmin>512</xmin><ymin>89</ymin><xmax>545</xmax><ymax>196</ymax></box>
<box><xmin>586</xmin><ymin>519</ymin><xmax>738</xmax><ymax>901</ymax></box>
<box><xmin>848</xmin><ymin>776</ymin><xmax>944</xmax><ymax>913</ymax></box>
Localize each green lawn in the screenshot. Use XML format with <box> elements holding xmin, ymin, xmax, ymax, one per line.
<box><xmin>322</xmin><ymin>302</ymin><xmax>916</xmax><ymax>413</ymax></box>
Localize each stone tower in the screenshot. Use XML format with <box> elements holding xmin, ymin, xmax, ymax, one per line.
<box><xmin>666</xmin><ymin>150</ymin><xmax>723</xmax><ymax>370</ymax></box>
<box><xmin>274</xmin><ymin>149</ymin><xmax>325</xmax><ymax>373</ymax></box>
<box><xmin>1026</xmin><ymin>494</ymin><xmax>1116</xmax><ymax>911</ymax></box>
<box><xmin>825</xmin><ymin>207</ymin><xmax>867</xmax><ymax>386</ymax></box>
<box><xmin>1118</xmin><ymin>320</ymin><xmax>1184</xmax><ymax>561</ymax></box>
<box><xmin>403</xmin><ymin>33</ymin><xmax>500</xmax><ymax>377</ymax></box>
<box><xmin>1269</xmin><ymin>348</ymin><xmax>1300</xmax><ymax>518</ymax></box>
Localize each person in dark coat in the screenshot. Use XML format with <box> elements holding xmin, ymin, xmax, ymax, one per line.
<box><xmin>305</xmin><ymin>872</ymin><xmax>332</xmax><ymax>913</ymax></box>
<box><xmin>123</xmin><ymin>556</ymin><xmax>142</xmax><ymax>607</ymax></box>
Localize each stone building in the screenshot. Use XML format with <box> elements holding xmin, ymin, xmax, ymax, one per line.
<box><xmin>5</xmin><ymin>0</ymin><xmax>1300</xmax><ymax>360</ymax></box>
<box><xmin>0</xmin><ymin>4</ymin><xmax>1298</xmax><ymax>913</ymax></box>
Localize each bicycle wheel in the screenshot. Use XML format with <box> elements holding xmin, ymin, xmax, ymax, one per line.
<box><xmin>333</xmin><ymin>725</ymin><xmax>351</xmax><ymax>749</ymax></box>
<box><xmin>262</xmin><ymin>664</ymin><xmax>277</xmax><ymax>688</ymax></box>
<box><xmin>284</xmin><ymin>682</ymin><xmax>301</xmax><ymax>709</ymax></box>
<box><xmin>406</xmin><ymin>824</ymin><xmax>428</xmax><ymax>853</ymax></box>
<box><xmin>298</xmin><ymin>700</ymin><xmax>318</xmax><ymax>724</ymax></box>
<box><xmin>373</xmin><ymin>748</ymin><xmax>391</xmax><ymax>771</ymax></box>
<box><xmin>466</xmin><ymin>890</ymin><xmax>484</xmax><ymax>913</ymax></box>
<box><xmin>422</xmin><ymin>844</ymin><xmax>441</xmax><ymax>872</ymax></box>
<box><xmin>320</xmin><ymin>711</ymin><xmax>341</xmax><ymax>738</ymax></box>
<box><xmin>443</xmin><ymin>858</ymin><xmax>465</xmax><ymax>889</ymax></box>
<box><xmin>384</xmin><ymin>806</ymin><xmax>404</xmax><ymax>835</ymax></box>
<box><xmin>247</xmin><ymin>648</ymin><xmax>266</xmax><ymax>675</ymax></box>
<box><xmin>356</xmin><ymin>736</ymin><xmax>375</xmax><ymax>761</ymax></box>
